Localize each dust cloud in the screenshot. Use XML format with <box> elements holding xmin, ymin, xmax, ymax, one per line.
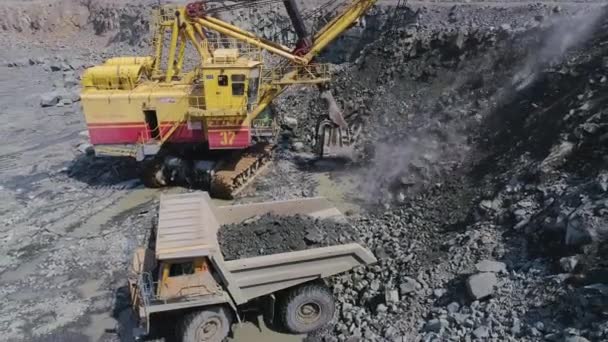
<box><xmin>512</xmin><ymin>10</ymin><xmax>605</xmax><ymax>90</ymax></box>
<box><xmin>356</xmin><ymin>10</ymin><xmax>605</xmax><ymax>205</ymax></box>
<box><xmin>358</xmin><ymin>120</ymin><xmax>468</xmax><ymax>204</ymax></box>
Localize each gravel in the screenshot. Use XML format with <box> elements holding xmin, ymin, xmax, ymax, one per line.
<box><xmin>475</xmin><ymin>260</ymin><xmax>507</xmax><ymax>273</ymax></box>
<box><xmin>296</xmin><ymin>3</ymin><xmax>608</xmax><ymax>341</ymax></box>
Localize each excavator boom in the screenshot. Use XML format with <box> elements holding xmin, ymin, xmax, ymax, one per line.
<box><xmin>193</xmin><ymin>0</ymin><xmax>377</xmax><ymax>66</ymax></box>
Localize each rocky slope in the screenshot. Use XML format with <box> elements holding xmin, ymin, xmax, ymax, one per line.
<box><xmin>276</xmin><ymin>3</ymin><xmax>608</xmax><ymax>342</ymax></box>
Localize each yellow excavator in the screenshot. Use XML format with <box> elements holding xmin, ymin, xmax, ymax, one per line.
<box><xmin>80</xmin><ymin>0</ymin><xmax>376</xmax><ymax>198</ymax></box>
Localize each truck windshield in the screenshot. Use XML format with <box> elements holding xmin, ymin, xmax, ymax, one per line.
<box><xmin>169</xmin><ymin>262</ymin><xmax>194</xmax><ymax>277</ymax></box>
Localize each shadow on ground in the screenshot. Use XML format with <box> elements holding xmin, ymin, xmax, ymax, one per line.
<box><xmin>66</xmin><ymin>154</ymin><xmax>141</xmax><ymax>187</ymax></box>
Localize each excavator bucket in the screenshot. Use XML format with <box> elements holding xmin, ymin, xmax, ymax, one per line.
<box><xmin>316</xmin><ymin>120</ymin><xmax>356</xmax><ymax>159</ymax></box>
<box><xmin>315</xmin><ymin>91</ymin><xmax>360</xmax><ymax>159</ymax></box>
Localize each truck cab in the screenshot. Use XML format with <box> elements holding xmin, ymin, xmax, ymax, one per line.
<box><xmin>157</xmin><ymin>257</ymin><xmax>221</xmax><ymax>299</ymax></box>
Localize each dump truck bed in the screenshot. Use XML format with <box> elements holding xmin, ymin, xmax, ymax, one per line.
<box><xmin>140</xmin><ymin>192</ymin><xmax>375</xmax><ymax>311</ymax></box>
<box><xmin>155</xmin><ymin>192</ymin><xmax>347</xmax><ymax>260</ymax></box>
<box><xmin>218</xmin><ymin>243</ymin><xmax>375</xmax><ymax>304</ymax></box>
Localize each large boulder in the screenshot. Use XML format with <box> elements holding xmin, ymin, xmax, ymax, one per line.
<box><xmin>565</xmin><ymin>199</ymin><xmax>608</xmax><ymax>247</ymax></box>
<box><xmin>559</xmin><ymin>255</ymin><xmax>580</xmax><ymax>273</ymax></box>
<box><xmin>283</xmin><ymin>116</ymin><xmax>298</xmax><ymax>130</ymax></box>
<box><xmin>292</xmin><ymin>141</ymin><xmax>305</xmax><ymax>152</ymax></box>
<box><xmin>466</xmin><ymin>272</ymin><xmax>497</xmax><ymax>300</ymax></box>
<box><xmin>473</xmin><ymin>325</ymin><xmax>490</xmax><ymax>339</ymax></box>
<box><xmin>399</xmin><ymin>276</ymin><xmax>420</xmax><ymax>295</ymax></box>
<box><xmin>40</xmin><ymin>92</ymin><xmax>61</xmax><ymax>107</ymax></box>
<box><xmin>40</xmin><ymin>90</ymin><xmax>75</xmax><ymax>108</ymax></box>
<box><xmin>539</xmin><ymin>140</ymin><xmax>574</xmax><ymax>175</ymax></box>
<box><xmin>49</xmin><ymin>63</ymin><xmax>63</xmax><ymax>72</ymax></box>
<box><xmin>424</xmin><ymin>318</ymin><xmax>449</xmax><ymax>333</ymax></box>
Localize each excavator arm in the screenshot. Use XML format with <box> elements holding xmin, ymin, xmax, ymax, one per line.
<box><xmin>151</xmin><ymin>0</ymin><xmax>376</xmax><ymax>156</ymax></box>
<box><xmin>193</xmin><ymin>0</ymin><xmax>377</xmax><ymax>66</ymax></box>
<box><xmin>300</xmin><ymin>0</ymin><xmax>377</xmax><ymax>64</ymax></box>
<box><xmin>152</xmin><ymin>0</ymin><xmax>377</xmax><ymax>93</ymax></box>
<box><xmin>192</xmin><ymin>0</ymin><xmax>377</xmax><ymax>130</ymax></box>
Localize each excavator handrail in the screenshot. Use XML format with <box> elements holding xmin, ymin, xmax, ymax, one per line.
<box><xmin>261</xmin><ymin>63</ymin><xmax>332</xmax><ymax>85</ymax></box>
<box><xmin>193</xmin><ymin>17</ymin><xmax>308</xmax><ymax>65</ymax></box>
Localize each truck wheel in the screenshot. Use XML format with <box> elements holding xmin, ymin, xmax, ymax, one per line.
<box><xmin>181</xmin><ymin>306</ymin><xmax>232</xmax><ymax>342</ymax></box>
<box><xmin>278</xmin><ymin>283</ymin><xmax>335</xmax><ymax>334</ymax></box>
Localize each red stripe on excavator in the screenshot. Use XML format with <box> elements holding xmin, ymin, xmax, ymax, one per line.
<box><xmin>207</xmin><ymin>127</ymin><xmax>251</xmax><ymax>150</ymax></box>
<box><xmin>88</xmin><ymin>123</ymin><xmax>206</xmax><ymax>145</ymax></box>
<box><xmin>89</xmin><ymin>125</ymin><xmax>145</xmax><ymax>144</ymax></box>
<box><xmin>162</xmin><ymin>124</ymin><xmax>207</xmax><ymax>143</ymax></box>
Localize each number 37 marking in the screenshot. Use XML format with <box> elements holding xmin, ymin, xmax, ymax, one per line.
<box><xmin>220</xmin><ymin>131</ymin><xmax>236</xmax><ymax>145</ymax></box>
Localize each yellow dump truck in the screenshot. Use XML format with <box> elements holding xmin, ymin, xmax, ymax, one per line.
<box><xmin>129</xmin><ymin>192</ymin><xmax>376</xmax><ymax>341</ymax></box>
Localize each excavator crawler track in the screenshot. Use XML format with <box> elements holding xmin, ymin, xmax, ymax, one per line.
<box><xmin>210</xmin><ymin>143</ymin><xmax>273</xmax><ymax>199</ymax></box>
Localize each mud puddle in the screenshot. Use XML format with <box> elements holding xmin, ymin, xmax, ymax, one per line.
<box><xmin>70</xmin><ymin>187</ymin><xmax>158</xmax><ymax>237</ymax></box>
<box><xmin>313</xmin><ymin>172</ymin><xmax>360</xmax><ymax>214</ymax></box>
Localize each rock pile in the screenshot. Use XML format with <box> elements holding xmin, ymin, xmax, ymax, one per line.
<box><xmin>218</xmin><ymin>214</ymin><xmax>357</xmax><ymax>261</ymax></box>
<box><xmin>297</xmin><ymin>4</ymin><xmax>608</xmax><ymax>342</ymax></box>
<box><xmin>21</xmin><ymin>56</ymin><xmax>90</xmax><ymax>108</ymax></box>
<box><xmin>277</xmin><ymin>3</ymin><xmax>578</xmax><ymax>206</ymax></box>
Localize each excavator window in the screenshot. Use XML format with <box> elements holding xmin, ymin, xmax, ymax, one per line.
<box><xmin>232</xmin><ymin>83</ymin><xmax>245</xmax><ymax>96</ymax></box>
<box><xmin>218</xmin><ymin>75</ymin><xmax>228</xmax><ymax>86</ymax></box>
<box><xmin>169</xmin><ymin>262</ymin><xmax>195</xmax><ymax>277</ymax></box>
<box><xmin>231</xmin><ymin>74</ymin><xmax>246</xmax><ymax>82</ymax></box>
<box><xmin>231</xmin><ymin>74</ymin><xmax>246</xmax><ymax>96</ymax></box>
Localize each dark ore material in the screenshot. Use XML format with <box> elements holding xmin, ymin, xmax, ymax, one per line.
<box><xmin>218</xmin><ymin>214</ymin><xmax>358</xmax><ymax>260</ymax></box>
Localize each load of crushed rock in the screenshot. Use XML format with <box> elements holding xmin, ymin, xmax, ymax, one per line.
<box><xmin>218</xmin><ymin>214</ymin><xmax>358</xmax><ymax>261</ymax></box>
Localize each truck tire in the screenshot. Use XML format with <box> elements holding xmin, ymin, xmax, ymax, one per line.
<box><xmin>180</xmin><ymin>306</ymin><xmax>232</xmax><ymax>342</ymax></box>
<box><xmin>278</xmin><ymin>283</ymin><xmax>335</xmax><ymax>334</ymax></box>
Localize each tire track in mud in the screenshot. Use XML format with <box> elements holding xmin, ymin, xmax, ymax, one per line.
<box><xmin>0</xmin><ymin>153</ymin><xmax>20</xmax><ymax>173</ymax></box>
<box><xmin>0</xmin><ymin>186</ymin><xmax>159</xmax><ymax>341</ymax></box>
